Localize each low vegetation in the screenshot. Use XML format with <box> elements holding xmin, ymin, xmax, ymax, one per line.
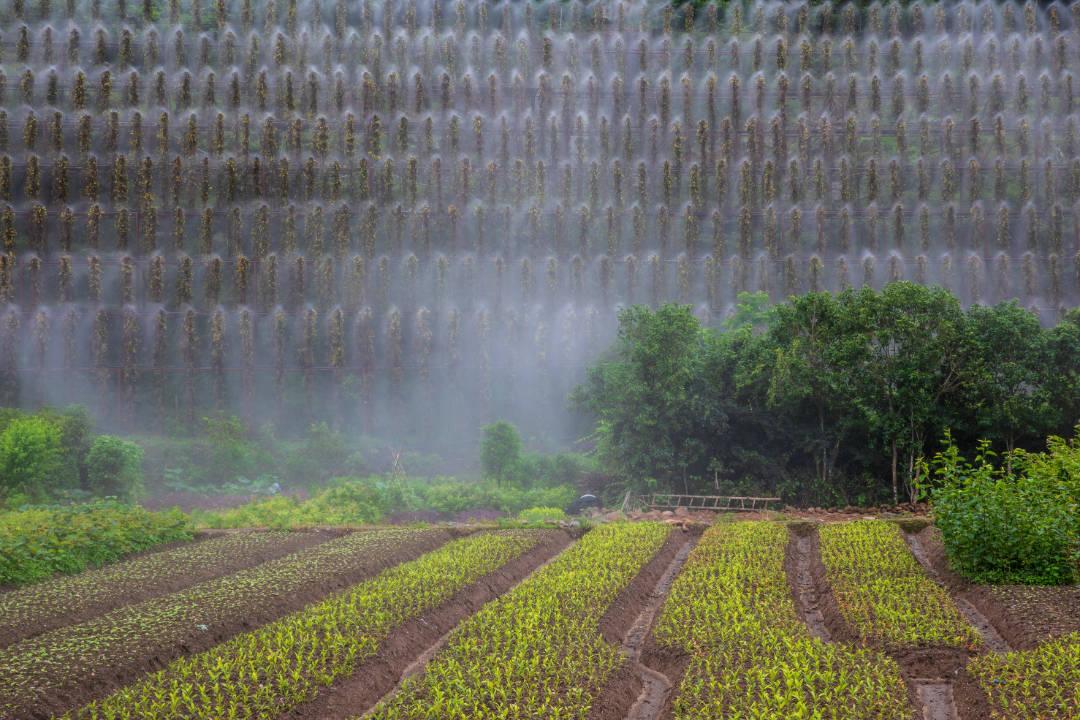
<box><xmin>66</xmin><ymin>531</ymin><xmax>537</xmax><ymax>720</ymax></box>
<box><xmin>368</xmin><ymin>523</ymin><xmax>669</xmax><ymax>719</ymax></box>
<box><xmin>0</xmin><ymin>528</ymin><xmax>434</xmax><ymax>715</ymax></box>
<box><xmin>190</xmin><ymin>476</ymin><xmax>579</xmax><ymax>528</ymax></box>
<box><xmin>0</xmin><ymin>531</ymin><xmax>309</xmax><ymax>642</ymax></box>
<box><xmin>925</xmin><ymin>432</ymin><xmax>1079</xmax><ymax>585</ymax></box>
<box><xmin>968</xmin><ymin>632</ymin><xmax>1080</xmax><ymax>719</ymax></box>
<box><xmin>0</xmin><ymin>501</ymin><xmax>191</xmax><ymax>587</ymax></box>
<box><xmin>655</xmin><ymin>521</ymin><xmax>912</xmax><ymax>719</ymax></box>
<box><xmin>818</xmin><ymin>520</ymin><xmax>981</xmax><ymax>648</ymax></box>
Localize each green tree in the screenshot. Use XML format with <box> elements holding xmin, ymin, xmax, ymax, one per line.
<box><xmin>963</xmin><ymin>303</ymin><xmax>1056</xmax><ymax>467</ymax></box>
<box><xmin>763</xmin><ymin>292</ymin><xmax>859</xmax><ymax>490</ymax></box>
<box><xmin>843</xmin><ymin>284</ymin><xmax>969</xmax><ymax>504</ymax></box>
<box><xmin>85</xmin><ymin>435</ymin><xmax>145</xmax><ymax>500</ymax></box>
<box><xmin>573</xmin><ymin>305</ymin><xmax>728</xmax><ymax>491</ymax></box>
<box><xmin>480</xmin><ymin>421</ymin><xmax>523</xmax><ymax>486</ymax></box>
<box><xmin>0</xmin><ymin>416</ymin><xmax>66</xmax><ymax>501</ymax></box>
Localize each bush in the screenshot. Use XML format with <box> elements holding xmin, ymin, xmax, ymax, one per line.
<box><xmin>0</xmin><ymin>501</ymin><xmax>192</xmax><ymax>586</ymax></box>
<box><xmin>516</xmin><ymin>506</ymin><xmax>568</xmax><ymax>524</ymax></box>
<box><xmin>927</xmin><ymin>434</ymin><xmax>1078</xmax><ymax>585</ymax></box>
<box><xmin>0</xmin><ymin>416</ymin><xmax>67</xmax><ymax>501</ymax></box>
<box><xmin>85</xmin><ymin>435</ymin><xmax>145</xmax><ymax>500</ymax></box>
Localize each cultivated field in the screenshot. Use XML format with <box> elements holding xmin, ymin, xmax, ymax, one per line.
<box><xmin>0</xmin><ymin>518</ymin><xmax>1074</xmax><ymax>720</ymax></box>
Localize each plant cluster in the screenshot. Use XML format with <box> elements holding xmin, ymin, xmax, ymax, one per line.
<box><xmin>0</xmin><ymin>530</ymin><xmax>304</xmax><ymax>641</ymax></box>
<box><xmin>0</xmin><ymin>500</ymin><xmax>191</xmax><ymax>587</ymax></box>
<box><xmin>65</xmin><ymin>531</ymin><xmax>538</xmax><ymax>720</ymax></box>
<box><xmin>818</xmin><ymin>520</ymin><xmax>981</xmax><ymax>648</ymax></box>
<box><xmin>0</xmin><ymin>527</ymin><xmax>433</xmax><ymax>716</ymax></box>
<box><xmin>925</xmin><ymin>432</ymin><xmax>1079</xmax><ymax>585</ymax></box>
<box><xmin>653</xmin><ymin>521</ymin><xmax>911</xmax><ymax>719</ymax></box>
<box><xmin>368</xmin><ymin>522</ymin><xmax>670</xmax><ymax>719</ymax></box>
<box><xmin>968</xmin><ymin>631</ymin><xmax>1080</xmax><ymax>719</ymax></box>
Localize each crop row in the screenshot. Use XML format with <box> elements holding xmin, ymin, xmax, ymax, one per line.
<box><xmin>0</xmin><ymin>526</ymin><xmax>437</xmax><ymax>717</ymax></box>
<box><xmin>0</xmin><ymin>529</ymin><xmax>323</xmax><ymax>646</ymax></box>
<box><xmin>368</xmin><ymin>522</ymin><xmax>671</xmax><ymax>719</ymax></box>
<box><xmin>0</xmin><ymin>501</ymin><xmax>192</xmax><ymax>587</ymax></box>
<box><xmin>818</xmin><ymin>520</ymin><xmax>981</xmax><ymax>648</ymax></box>
<box><xmin>65</xmin><ymin>530</ymin><xmax>539</xmax><ymax>720</ymax></box>
<box><xmin>654</xmin><ymin>521</ymin><xmax>912</xmax><ymax>720</ymax></box>
<box><xmin>968</xmin><ymin>631</ymin><xmax>1080</xmax><ymax>719</ymax></box>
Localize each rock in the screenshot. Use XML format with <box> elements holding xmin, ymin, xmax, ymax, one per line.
<box><xmin>674</xmin><ymin>506</ymin><xmax>689</xmax><ymax>517</ymax></box>
<box><xmin>661</xmin><ymin>510</ymin><xmax>674</xmax><ymax>517</ymax></box>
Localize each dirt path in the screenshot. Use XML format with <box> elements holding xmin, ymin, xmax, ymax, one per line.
<box><xmin>283</xmin><ymin>530</ymin><xmax>576</xmax><ymax>720</ymax></box>
<box><xmin>623</xmin><ymin>537</ymin><xmax>696</xmax><ymax>720</ymax></box>
<box><xmin>789</xmin><ymin>532</ymin><xmax>831</xmax><ymax>641</ymax></box>
<box><xmin>915</xmin><ymin>680</ymin><xmax>960</xmax><ymax>720</ymax></box>
<box><xmin>581</xmin><ymin>529</ymin><xmax>697</xmax><ymax>720</ymax></box>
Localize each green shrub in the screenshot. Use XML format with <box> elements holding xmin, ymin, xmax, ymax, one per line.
<box><xmin>85</xmin><ymin>436</ymin><xmax>145</xmax><ymax>501</ymax></box>
<box><xmin>926</xmin><ymin>433</ymin><xmax>1078</xmax><ymax>585</ymax></box>
<box><xmin>0</xmin><ymin>501</ymin><xmax>192</xmax><ymax>586</ymax></box>
<box><xmin>0</xmin><ymin>416</ymin><xmax>67</xmax><ymax>501</ymax></box>
<box><xmin>516</xmin><ymin>506</ymin><xmax>568</xmax><ymax>524</ymax></box>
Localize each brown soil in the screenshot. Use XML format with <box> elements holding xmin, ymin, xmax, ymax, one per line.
<box><xmin>788</xmin><ymin>523</ymin><xmax>994</xmax><ymax>720</ymax></box>
<box><xmin>589</xmin><ymin>527</ymin><xmax>697</xmax><ymax>720</ymax></box>
<box><xmin>906</xmin><ymin>526</ymin><xmax>1079</xmax><ymax>650</ymax></box>
<box><xmin>4</xmin><ymin>529</ymin><xmax>460</xmax><ymax>720</ymax></box>
<box><xmin>282</xmin><ymin>529</ymin><xmax>576</xmax><ymax>720</ymax></box>
<box><xmin>0</xmin><ymin>529</ymin><xmax>341</xmax><ymax>647</ymax></box>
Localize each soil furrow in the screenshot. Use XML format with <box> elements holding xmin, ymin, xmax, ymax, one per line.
<box><xmin>0</xmin><ymin>529</ymin><xmax>341</xmax><ymax>648</ymax></box>
<box><xmin>282</xmin><ymin>529</ymin><xmax>576</xmax><ymax>720</ymax></box>
<box><xmin>624</xmin><ymin>536</ymin><xmax>696</xmax><ymax>720</ymax></box>
<box><xmin>787</xmin><ymin>528</ymin><xmax>831</xmax><ymax>641</ymax></box>
<box><xmin>587</xmin><ymin>526</ymin><xmax>697</xmax><ymax>720</ymax></box>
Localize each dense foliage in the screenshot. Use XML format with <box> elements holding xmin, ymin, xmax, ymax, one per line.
<box><xmin>575</xmin><ymin>283</ymin><xmax>1080</xmax><ymax>505</ymax></box>
<box><xmin>0</xmin><ymin>406</ymin><xmax>144</xmax><ymax>504</ymax></box>
<box><xmin>655</xmin><ymin>521</ymin><xmax>911</xmax><ymax>719</ymax></box>
<box><xmin>926</xmin><ymin>433</ymin><xmax>1080</xmax><ymax>585</ymax></box>
<box><xmin>0</xmin><ymin>501</ymin><xmax>191</xmax><ymax>587</ymax></box>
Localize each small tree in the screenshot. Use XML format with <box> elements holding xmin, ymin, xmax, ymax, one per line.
<box><xmin>480</xmin><ymin>421</ymin><xmax>522</xmax><ymax>486</ymax></box>
<box><xmin>0</xmin><ymin>416</ymin><xmax>66</xmax><ymax>500</ymax></box>
<box><xmin>85</xmin><ymin>435</ymin><xmax>144</xmax><ymax>500</ymax></box>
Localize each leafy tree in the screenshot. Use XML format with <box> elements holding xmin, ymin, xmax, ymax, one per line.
<box><xmin>963</xmin><ymin>303</ymin><xmax>1056</xmax><ymax>467</ymax></box>
<box><xmin>480</xmin><ymin>421</ymin><xmax>523</xmax><ymax>486</ymax></box>
<box><xmin>0</xmin><ymin>416</ymin><xmax>66</xmax><ymax>500</ymax></box>
<box><xmin>573</xmin><ymin>305</ymin><xmax>729</xmax><ymax>492</ymax></box>
<box><xmin>85</xmin><ymin>435</ymin><xmax>145</xmax><ymax>500</ymax></box>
